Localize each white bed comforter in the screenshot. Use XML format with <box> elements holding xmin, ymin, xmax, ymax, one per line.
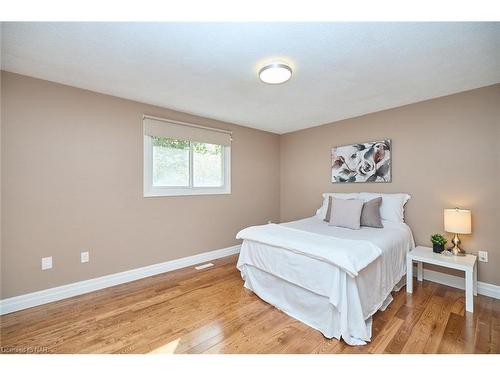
<box><xmin>236</xmin><ymin>217</ymin><xmax>415</xmax><ymax>345</ymax></box>
<box><xmin>236</xmin><ymin>223</ymin><xmax>381</xmax><ymax>277</ymax></box>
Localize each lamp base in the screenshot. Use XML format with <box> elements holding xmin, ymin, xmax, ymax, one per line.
<box><xmin>448</xmin><ymin>233</ymin><xmax>466</xmax><ymax>256</ymax></box>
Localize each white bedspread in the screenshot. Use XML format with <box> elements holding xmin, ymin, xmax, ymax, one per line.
<box><xmin>236</xmin><ymin>216</ymin><xmax>415</xmax><ymax>345</ymax></box>
<box><xmin>236</xmin><ymin>223</ymin><xmax>381</xmax><ymax>277</ymax></box>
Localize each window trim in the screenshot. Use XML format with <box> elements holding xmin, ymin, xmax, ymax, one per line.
<box><xmin>143</xmin><ymin>135</ymin><xmax>231</xmax><ymax>197</ymax></box>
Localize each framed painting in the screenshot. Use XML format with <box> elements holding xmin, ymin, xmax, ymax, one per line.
<box><xmin>331</xmin><ymin>139</ymin><xmax>391</xmax><ymax>183</ymax></box>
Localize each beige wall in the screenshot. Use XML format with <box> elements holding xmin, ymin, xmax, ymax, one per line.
<box><xmin>0</xmin><ymin>72</ymin><xmax>280</xmax><ymax>298</ymax></box>
<box><xmin>2</xmin><ymin>72</ymin><xmax>499</xmax><ymax>299</ymax></box>
<box><xmin>280</xmin><ymin>84</ymin><xmax>500</xmax><ymax>285</ymax></box>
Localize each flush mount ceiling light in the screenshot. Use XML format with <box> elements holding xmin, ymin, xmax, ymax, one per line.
<box><xmin>259</xmin><ymin>62</ymin><xmax>292</xmax><ymax>84</ymax></box>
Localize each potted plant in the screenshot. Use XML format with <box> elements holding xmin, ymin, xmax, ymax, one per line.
<box><xmin>430</xmin><ymin>234</ymin><xmax>447</xmax><ymax>253</ymax></box>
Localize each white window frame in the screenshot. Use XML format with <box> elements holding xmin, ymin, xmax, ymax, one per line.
<box><xmin>143</xmin><ymin>135</ymin><xmax>231</xmax><ymax>197</ymax></box>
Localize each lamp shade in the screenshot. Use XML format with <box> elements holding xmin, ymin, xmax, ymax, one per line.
<box><xmin>444</xmin><ymin>208</ymin><xmax>471</xmax><ymax>234</ymax></box>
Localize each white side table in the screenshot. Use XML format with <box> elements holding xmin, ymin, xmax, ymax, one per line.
<box><xmin>406</xmin><ymin>246</ymin><xmax>477</xmax><ymax>312</ymax></box>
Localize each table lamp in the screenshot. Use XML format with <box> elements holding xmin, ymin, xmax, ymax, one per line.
<box><xmin>444</xmin><ymin>208</ymin><xmax>471</xmax><ymax>256</ymax></box>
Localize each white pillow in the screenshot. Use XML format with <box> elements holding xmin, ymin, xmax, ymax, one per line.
<box><xmin>358</xmin><ymin>192</ymin><xmax>411</xmax><ymax>223</ymax></box>
<box><xmin>315</xmin><ymin>192</ymin><xmax>360</xmax><ymax>219</ymax></box>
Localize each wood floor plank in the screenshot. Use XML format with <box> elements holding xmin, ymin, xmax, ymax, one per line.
<box><xmin>312</xmin><ymin>335</ymin><xmax>344</xmax><ymax>354</ymax></box>
<box><xmin>401</xmin><ymin>286</ymin><xmax>454</xmax><ymax>354</ymax></box>
<box><xmin>490</xmin><ymin>299</ymin><xmax>500</xmax><ymax>354</ymax></box>
<box><xmin>437</xmin><ymin>312</ymin><xmax>465</xmax><ymax>354</ymax></box>
<box><xmin>202</xmin><ymin>307</ymin><xmax>291</xmax><ymax>353</ymax></box>
<box><xmin>1</xmin><ymin>255</ymin><xmax>498</xmax><ymax>354</ymax></box>
<box><xmin>422</xmin><ymin>289</ymin><xmax>456</xmax><ymax>354</ymax></box>
<box><xmin>368</xmin><ymin>317</ymin><xmax>404</xmax><ymax>354</ymax></box>
<box><xmin>275</xmin><ymin>328</ymin><xmax>327</xmax><ymax>354</ymax></box>
<box><xmin>474</xmin><ymin>296</ymin><xmax>493</xmax><ymax>353</ymax></box>
<box><xmin>383</xmin><ymin>280</ymin><xmax>437</xmax><ymax>353</ymax></box>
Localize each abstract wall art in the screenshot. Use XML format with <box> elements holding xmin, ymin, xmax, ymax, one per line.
<box><xmin>331</xmin><ymin>139</ymin><xmax>391</xmax><ymax>183</ymax></box>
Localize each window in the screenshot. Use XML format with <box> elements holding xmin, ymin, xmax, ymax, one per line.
<box><xmin>144</xmin><ymin>116</ymin><xmax>231</xmax><ymax>197</ymax></box>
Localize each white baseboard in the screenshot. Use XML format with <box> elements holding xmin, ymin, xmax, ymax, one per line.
<box><xmin>0</xmin><ymin>245</ymin><xmax>241</xmax><ymax>315</ymax></box>
<box><xmin>413</xmin><ymin>266</ymin><xmax>500</xmax><ymax>300</ymax></box>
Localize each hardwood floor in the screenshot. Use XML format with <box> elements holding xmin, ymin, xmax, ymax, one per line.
<box><xmin>1</xmin><ymin>255</ymin><xmax>498</xmax><ymax>354</ymax></box>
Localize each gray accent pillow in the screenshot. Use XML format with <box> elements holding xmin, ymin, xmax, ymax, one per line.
<box><xmin>328</xmin><ymin>198</ymin><xmax>364</xmax><ymax>230</ymax></box>
<box><xmin>360</xmin><ymin>197</ymin><xmax>384</xmax><ymax>228</ymax></box>
<box><xmin>323</xmin><ymin>196</ymin><xmax>333</xmax><ymax>222</ymax></box>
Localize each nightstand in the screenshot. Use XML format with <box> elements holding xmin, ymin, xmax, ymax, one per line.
<box><xmin>406</xmin><ymin>246</ymin><xmax>477</xmax><ymax>312</ymax></box>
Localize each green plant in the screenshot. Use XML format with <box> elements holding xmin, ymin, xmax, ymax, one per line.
<box><xmin>430</xmin><ymin>234</ymin><xmax>447</xmax><ymax>246</ymax></box>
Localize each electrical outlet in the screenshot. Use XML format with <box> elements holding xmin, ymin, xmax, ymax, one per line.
<box><xmin>41</xmin><ymin>256</ymin><xmax>52</xmax><ymax>270</ymax></box>
<box><xmin>478</xmin><ymin>251</ymin><xmax>488</xmax><ymax>263</ymax></box>
<box><xmin>81</xmin><ymin>251</ymin><xmax>89</xmax><ymax>263</ymax></box>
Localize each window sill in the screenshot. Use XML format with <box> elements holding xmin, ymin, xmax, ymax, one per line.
<box><xmin>144</xmin><ymin>187</ymin><xmax>231</xmax><ymax>197</ymax></box>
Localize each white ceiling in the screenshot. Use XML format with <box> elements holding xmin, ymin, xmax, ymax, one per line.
<box><xmin>1</xmin><ymin>22</ymin><xmax>499</xmax><ymax>134</ymax></box>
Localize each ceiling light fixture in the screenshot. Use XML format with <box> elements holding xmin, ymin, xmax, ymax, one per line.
<box><xmin>259</xmin><ymin>62</ymin><xmax>292</xmax><ymax>84</ymax></box>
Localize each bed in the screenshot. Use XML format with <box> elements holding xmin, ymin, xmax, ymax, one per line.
<box><xmin>236</xmin><ymin>194</ymin><xmax>415</xmax><ymax>346</ymax></box>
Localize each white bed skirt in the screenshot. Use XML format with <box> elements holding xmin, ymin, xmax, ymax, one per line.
<box><xmin>240</xmin><ymin>264</ymin><xmax>397</xmax><ymax>346</ymax></box>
